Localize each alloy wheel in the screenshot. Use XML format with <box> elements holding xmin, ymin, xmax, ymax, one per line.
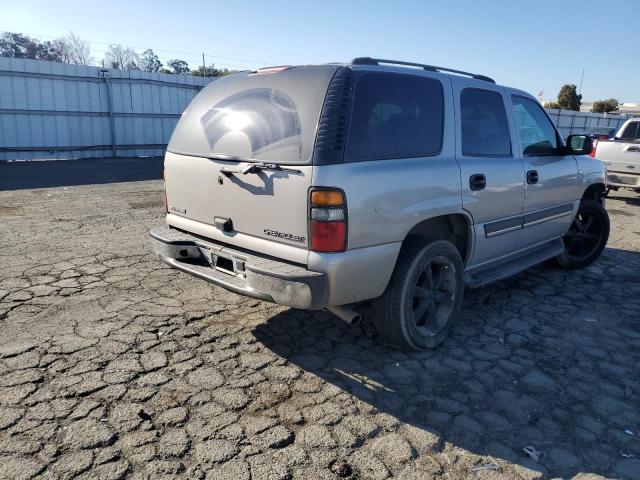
<box><xmin>411</xmin><ymin>256</ymin><xmax>457</xmax><ymax>337</ymax></box>
<box><xmin>563</xmin><ymin>211</ymin><xmax>602</xmax><ymax>261</ymax></box>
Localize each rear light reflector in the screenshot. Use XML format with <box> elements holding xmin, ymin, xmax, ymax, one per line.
<box><xmin>309</xmin><ymin>188</ymin><xmax>347</xmax><ymax>253</ymax></box>
<box><xmin>311</xmin><ymin>190</ymin><xmax>344</xmax><ymax>206</ymax></box>
<box><xmin>311</xmin><ymin>208</ymin><xmax>344</xmax><ymax>222</ymax></box>
<box><xmin>589</xmin><ymin>139</ymin><xmax>598</xmax><ymax>158</ymax></box>
<box><xmin>310</xmin><ymin>221</ymin><xmax>346</xmax><ymax>252</ymax></box>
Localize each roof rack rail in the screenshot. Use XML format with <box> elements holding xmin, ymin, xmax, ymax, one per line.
<box><xmin>351</xmin><ymin>57</ymin><xmax>495</xmax><ymax>84</ymax></box>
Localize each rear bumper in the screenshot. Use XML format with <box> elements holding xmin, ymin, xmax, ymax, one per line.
<box><xmin>607</xmin><ymin>171</ymin><xmax>640</xmax><ymax>189</ymax></box>
<box><xmin>149</xmin><ymin>225</ymin><xmax>328</xmax><ymax>309</ymax></box>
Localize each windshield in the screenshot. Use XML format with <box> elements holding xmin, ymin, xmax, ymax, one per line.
<box><xmin>168</xmin><ymin>65</ymin><xmax>338</xmax><ymax>164</ymax></box>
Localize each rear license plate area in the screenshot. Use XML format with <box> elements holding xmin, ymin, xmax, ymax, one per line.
<box><xmin>207</xmin><ymin>249</ymin><xmax>246</xmax><ymax>276</ymax></box>
<box><xmin>209</xmin><ymin>252</ymin><xmax>235</xmax><ymax>275</ymax></box>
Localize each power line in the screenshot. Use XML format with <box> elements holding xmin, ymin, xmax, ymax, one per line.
<box><xmin>90</xmin><ymin>48</ymin><xmax>257</xmax><ymax>70</ymax></box>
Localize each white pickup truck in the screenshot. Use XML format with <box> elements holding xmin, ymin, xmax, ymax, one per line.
<box><xmin>593</xmin><ymin>118</ymin><xmax>640</xmax><ymax>193</ymax></box>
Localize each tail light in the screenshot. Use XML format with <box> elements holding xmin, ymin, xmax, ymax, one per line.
<box><xmin>309</xmin><ymin>188</ymin><xmax>347</xmax><ymax>252</ymax></box>
<box><xmin>589</xmin><ymin>139</ymin><xmax>599</xmax><ymax>158</ymax></box>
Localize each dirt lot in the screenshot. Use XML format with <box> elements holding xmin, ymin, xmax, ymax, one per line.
<box><xmin>0</xmin><ymin>180</ymin><xmax>639</xmax><ymax>480</ymax></box>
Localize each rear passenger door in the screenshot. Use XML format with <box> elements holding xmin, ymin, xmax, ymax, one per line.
<box><xmin>509</xmin><ymin>95</ymin><xmax>582</xmax><ymax>249</ymax></box>
<box><xmin>451</xmin><ymin>77</ymin><xmax>525</xmax><ymax>267</ymax></box>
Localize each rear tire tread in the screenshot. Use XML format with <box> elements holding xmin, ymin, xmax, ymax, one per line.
<box><xmin>373</xmin><ymin>240</ymin><xmax>464</xmax><ymax>351</ymax></box>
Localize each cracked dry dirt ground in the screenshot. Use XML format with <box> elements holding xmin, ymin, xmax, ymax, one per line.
<box><xmin>0</xmin><ymin>181</ymin><xmax>639</xmax><ymax>480</ymax></box>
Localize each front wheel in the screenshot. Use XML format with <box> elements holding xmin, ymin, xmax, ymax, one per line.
<box><xmin>373</xmin><ymin>240</ymin><xmax>465</xmax><ymax>351</ymax></box>
<box><xmin>555</xmin><ymin>198</ymin><xmax>609</xmax><ymax>269</ymax></box>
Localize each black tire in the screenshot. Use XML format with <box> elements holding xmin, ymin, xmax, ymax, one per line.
<box><xmin>373</xmin><ymin>240</ymin><xmax>464</xmax><ymax>351</ymax></box>
<box><xmin>555</xmin><ymin>198</ymin><xmax>609</xmax><ymax>269</ymax></box>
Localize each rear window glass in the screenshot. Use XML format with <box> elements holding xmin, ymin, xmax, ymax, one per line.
<box><xmin>200</xmin><ymin>89</ymin><xmax>300</xmax><ymax>158</ymax></box>
<box><xmin>167</xmin><ymin>66</ymin><xmax>337</xmax><ymax>164</ymax></box>
<box><xmin>346</xmin><ymin>73</ymin><xmax>444</xmax><ymax>161</ymax></box>
<box><xmin>461</xmin><ymin>88</ymin><xmax>511</xmax><ymax>157</ymax></box>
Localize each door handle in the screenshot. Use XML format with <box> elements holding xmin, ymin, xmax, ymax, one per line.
<box><xmin>469</xmin><ymin>174</ymin><xmax>486</xmax><ymax>191</ymax></box>
<box><xmin>526</xmin><ymin>170</ymin><xmax>539</xmax><ymax>184</ymax></box>
<box><xmin>626</xmin><ymin>146</ymin><xmax>640</xmax><ymax>152</ymax></box>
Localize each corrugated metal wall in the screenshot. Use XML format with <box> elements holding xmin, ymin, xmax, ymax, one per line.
<box><xmin>0</xmin><ymin>57</ymin><xmax>213</xmax><ymax>161</ymax></box>
<box><xmin>545</xmin><ymin>108</ymin><xmax>628</xmax><ymax>138</ymax></box>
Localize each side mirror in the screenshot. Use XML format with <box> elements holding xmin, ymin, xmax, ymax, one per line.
<box><xmin>566</xmin><ymin>134</ymin><xmax>593</xmax><ymax>155</ymax></box>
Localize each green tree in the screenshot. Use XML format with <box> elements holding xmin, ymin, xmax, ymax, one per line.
<box><xmin>591</xmin><ymin>98</ymin><xmax>619</xmax><ymax>113</ymax></box>
<box><xmin>191</xmin><ymin>63</ymin><xmax>231</xmax><ymax>77</ymax></box>
<box><xmin>168</xmin><ymin>59</ymin><xmax>190</xmax><ymax>75</ymax></box>
<box><xmin>140</xmin><ymin>49</ymin><xmax>162</xmax><ymax>72</ymax></box>
<box><xmin>544</xmin><ymin>101</ymin><xmax>561</xmax><ymax>109</ymax></box>
<box><xmin>0</xmin><ymin>32</ymin><xmax>65</xmax><ymax>61</ymax></box>
<box><xmin>158</xmin><ymin>67</ymin><xmax>173</xmax><ymax>74</ymax></box>
<box><xmin>34</xmin><ymin>40</ymin><xmax>65</xmax><ymax>61</ymax></box>
<box><xmin>557</xmin><ymin>84</ymin><xmax>582</xmax><ymax>111</ymax></box>
<box><xmin>0</xmin><ymin>32</ymin><xmax>39</xmax><ymax>58</ymax></box>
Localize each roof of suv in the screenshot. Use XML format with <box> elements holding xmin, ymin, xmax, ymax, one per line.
<box><xmin>251</xmin><ymin>57</ymin><xmax>497</xmax><ymax>86</ymax></box>
<box><xmin>349</xmin><ymin>57</ymin><xmax>495</xmax><ymax>83</ymax></box>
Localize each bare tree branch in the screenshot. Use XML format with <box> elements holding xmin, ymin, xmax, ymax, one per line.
<box><xmin>65</xmin><ymin>32</ymin><xmax>93</xmax><ymax>65</ymax></box>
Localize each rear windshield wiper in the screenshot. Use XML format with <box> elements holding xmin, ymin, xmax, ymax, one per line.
<box><xmin>220</xmin><ymin>161</ymin><xmax>302</xmax><ymax>176</ymax></box>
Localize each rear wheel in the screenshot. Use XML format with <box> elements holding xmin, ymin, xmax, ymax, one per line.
<box><xmin>373</xmin><ymin>240</ymin><xmax>464</xmax><ymax>351</ymax></box>
<box><xmin>555</xmin><ymin>198</ymin><xmax>609</xmax><ymax>269</ymax></box>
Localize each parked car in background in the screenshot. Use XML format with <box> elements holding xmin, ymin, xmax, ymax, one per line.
<box><xmin>151</xmin><ymin>57</ymin><xmax>609</xmax><ymax>351</ymax></box>
<box><xmin>592</xmin><ymin>118</ymin><xmax>640</xmax><ymax>193</ymax></box>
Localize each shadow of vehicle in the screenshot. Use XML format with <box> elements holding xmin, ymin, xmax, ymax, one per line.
<box><xmin>607</xmin><ymin>192</ymin><xmax>640</xmax><ymax>208</ymax></box>
<box><xmin>0</xmin><ymin>156</ymin><xmax>163</xmax><ymax>191</ymax></box>
<box><xmin>253</xmin><ymin>247</ymin><xmax>640</xmax><ymax>478</ymax></box>
<box><xmin>225</xmin><ymin>169</ymin><xmax>298</xmax><ymax>197</ymax></box>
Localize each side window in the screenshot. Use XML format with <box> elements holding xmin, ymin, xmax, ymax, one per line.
<box><xmin>346</xmin><ymin>73</ymin><xmax>444</xmax><ymax>161</ymax></box>
<box><xmin>460</xmin><ymin>88</ymin><xmax>511</xmax><ymax>157</ymax></box>
<box><xmin>619</xmin><ymin>122</ymin><xmax>639</xmax><ymax>140</ymax></box>
<box><xmin>511</xmin><ymin>96</ymin><xmax>559</xmax><ymax>155</ymax></box>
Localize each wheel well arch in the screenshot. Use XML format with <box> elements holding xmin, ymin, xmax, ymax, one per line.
<box><xmin>402</xmin><ymin>213</ymin><xmax>473</xmax><ymax>265</ymax></box>
<box><xmin>582</xmin><ymin>183</ymin><xmax>606</xmax><ymax>203</ymax></box>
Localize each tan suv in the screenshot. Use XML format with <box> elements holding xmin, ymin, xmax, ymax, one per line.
<box><xmin>151</xmin><ymin>58</ymin><xmax>609</xmax><ymax>350</ymax></box>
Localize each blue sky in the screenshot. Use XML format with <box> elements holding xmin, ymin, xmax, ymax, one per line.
<box><xmin>2</xmin><ymin>0</ymin><xmax>639</xmax><ymax>101</ymax></box>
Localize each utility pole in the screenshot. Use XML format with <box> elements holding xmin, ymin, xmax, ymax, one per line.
<box><xmin>578</xmin><ymin>67</ymin><xmax>585</xmax><ymax>95</ymax></box>
<box><xmin>202</xmin><ymin>53</ymin><xmax>206</xmax><ymax>79</ymax></box>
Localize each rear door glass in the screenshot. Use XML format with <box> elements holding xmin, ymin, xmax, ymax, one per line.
<box><xmin>346</xmin><ymin>73</ymin><xmax>444</xmax><ymax>161</ymax></box>
<box><xmin>460</xmin><ymin>88</ymin><xmax>512</xmax><ymax>157</ymax></box>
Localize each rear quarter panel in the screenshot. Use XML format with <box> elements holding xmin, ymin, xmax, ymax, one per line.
<box><xmin>310</xmin><ymin>153</ymin><xmax>465</xmax><ymax>306</ymax></box>
<box><xmin>312</xmin><ymin>156</ymin><xmax>464</xmax><ymax>250</ymax></box>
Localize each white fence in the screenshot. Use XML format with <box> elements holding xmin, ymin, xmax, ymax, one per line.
<box><xmin>0</xmin><ymin>57</ymin><xmax>213</xmax><ymax>161</ymax></box>
<box><xmin>545</xmin><ymin>108</ymin><xmax>628</xmax><ymax>139</ymax></box>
